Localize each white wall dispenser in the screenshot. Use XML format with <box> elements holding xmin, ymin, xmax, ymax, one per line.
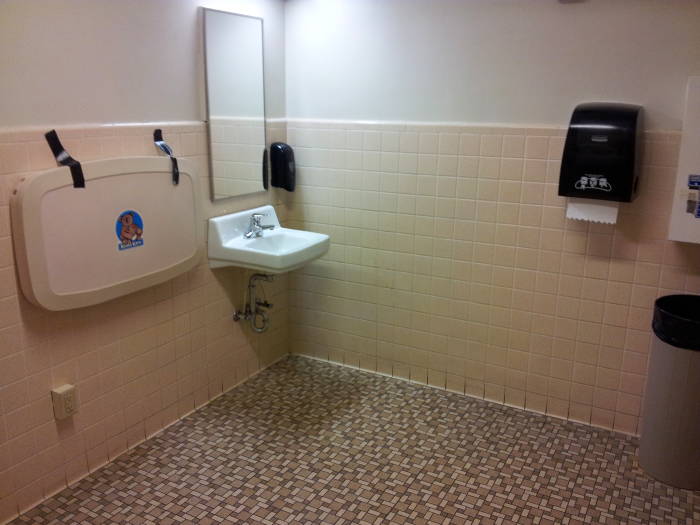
<box><xmin>669</xmin><ymin>77</ymin><xmax>700</xmax><ymax>244</ymax></box>
<box><xmin>11</xmin><ymin>156</ymin><xmax>202</xmax><ymax>311</ymax></box>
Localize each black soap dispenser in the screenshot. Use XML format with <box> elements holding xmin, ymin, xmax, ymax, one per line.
<box><xmin>270</xmin><ymin>142</ymin><xmax>295</xmax><ymax>192</ymax></box>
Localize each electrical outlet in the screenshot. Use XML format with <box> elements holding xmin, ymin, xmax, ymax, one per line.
<box><xmin>51</xmin><ymin>384</ymin><xmax>78</xmax><ymax>420</ymax></box>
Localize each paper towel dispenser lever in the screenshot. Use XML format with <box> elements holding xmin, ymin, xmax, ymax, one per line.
<box><xmin>558</xmin><ymin>103</ymin><xmax>643</xmax><ymax>203</ymax></box>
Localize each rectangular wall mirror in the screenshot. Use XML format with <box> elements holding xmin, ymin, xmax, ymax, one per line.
<box><xmin>202</xmin><ymin>8</ymin><xmax>267</xmax><ymax>200</ymax></box>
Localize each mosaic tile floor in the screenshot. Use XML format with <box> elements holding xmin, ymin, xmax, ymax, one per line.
<box><xmin>11</xmin><ymin>356</ymin><xmax>700</xmax><ymax>525</ymax></box>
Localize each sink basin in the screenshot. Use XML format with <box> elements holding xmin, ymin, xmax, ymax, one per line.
<box><xmin>208</xmin><ymin>205</ymin><xmax>330</xmax><ymax>273</ymax></box>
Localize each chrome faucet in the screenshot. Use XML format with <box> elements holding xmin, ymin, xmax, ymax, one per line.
<box><xmin>244</xmin><ymin>213</ymin><xmax>275</xmax><ymax>238</ymax></box>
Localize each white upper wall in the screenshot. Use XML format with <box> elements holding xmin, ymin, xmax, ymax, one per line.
<box><xmin>0</xmin><ymin>0</ymin><xmax>285</xmax><ymax>127</ymax></box>
<box><xmin>284</xmin><ymin>0</ymin><xmax>700</xmax><ymax>130</ymax></box>
<box><xmin>3</xmin><ymin>0</ymin><xmax>698</xmax><ymax>129</ymax></box>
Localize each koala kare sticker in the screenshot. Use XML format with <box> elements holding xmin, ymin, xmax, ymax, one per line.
<box><xmin>116</xmin><ymin>210</ymin><xmax>144</xmax><ymax>251</ymax></box>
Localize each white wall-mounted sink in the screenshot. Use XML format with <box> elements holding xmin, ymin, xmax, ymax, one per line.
<box><xmin>208</xmin><ymin>205</ymin><xmax>330</xmax><ymax>273</ymax></box>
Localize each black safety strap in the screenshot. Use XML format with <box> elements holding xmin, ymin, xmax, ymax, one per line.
<box><xmin>44</xmin><ymin>130</ymin><xmax>85</xmax><ymax>188</ymax></box>
<box><xmin>153</xmin><ymin>129</ymin><xmax>179</xmax><ymax>185</ymax></box>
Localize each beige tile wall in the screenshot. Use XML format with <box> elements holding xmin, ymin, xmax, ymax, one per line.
<box><xmin>0</xmin><ymin>121</ymin><xmax>288</xmax><ymax>522</ymax></box>
<box><xmin>285</xmin><ymin>119</ymin><xmax>700</xmax><ymax>437</ymax></box>
<box><xmin>2</xmin><ymin>115</ymin><xmax>698</xmax><ymax>522</ymax></box>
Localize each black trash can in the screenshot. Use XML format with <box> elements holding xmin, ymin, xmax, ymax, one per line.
<box><xmin>639</xmin><ymin>295</ymin><xmax>700</xmax><ymax>489</ymax></box>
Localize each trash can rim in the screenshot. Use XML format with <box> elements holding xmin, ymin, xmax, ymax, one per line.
<box><xmin>656</xmin><ymin>294</ymin><xmax>700</xmax><ymax>321</ymax></box>
<box><xmin>653</xmin><ymin>294</ymin><xmax>700</xmax><ymax>352</ymax></box>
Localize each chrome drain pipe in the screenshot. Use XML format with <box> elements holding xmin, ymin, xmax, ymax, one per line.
<box><xmin>233</xmin><ymin>273</ymin><xmax>274</xmax><ymax>333</ymax></box>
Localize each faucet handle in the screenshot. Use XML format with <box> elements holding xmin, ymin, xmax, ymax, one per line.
<box><xmin>256</xmin><ymin>299</ymin><xmax>273</xmax><ymax>309</ymax></box>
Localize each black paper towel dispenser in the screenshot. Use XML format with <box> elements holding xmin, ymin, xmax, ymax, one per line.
<box><xmin>558</xmin><ymin>103</ymin><xmax>643</xmax><ymax>202</ymax></box>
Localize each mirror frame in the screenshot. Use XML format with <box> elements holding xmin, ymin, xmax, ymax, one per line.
<box><xmin>201</xmin><ymin>7</ymin><xmax>268</xmax><ymax>202</ymax></box>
